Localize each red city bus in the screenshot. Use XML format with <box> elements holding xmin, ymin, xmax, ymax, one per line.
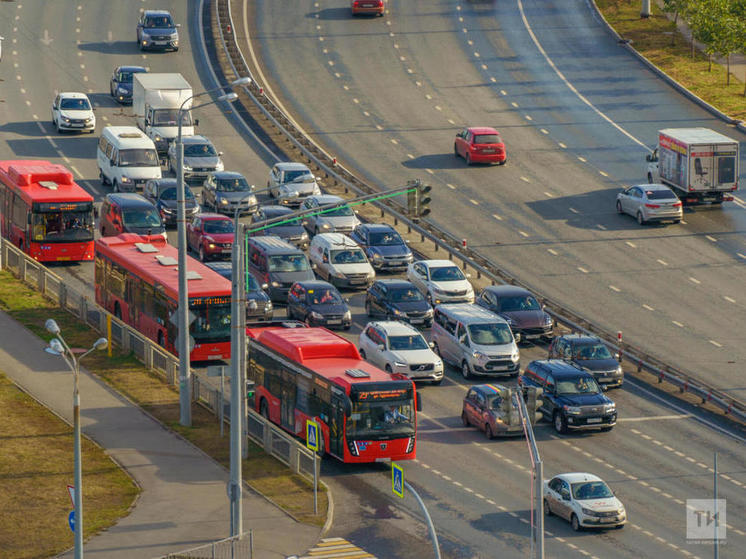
<box><xmin>0</xmin><ymin>160</ymin><xmax>95</xmax><ymax>262</ymax></box>
<box><xmin>247</xmin><ymin>322</ymin><xmax>420</xmax><ymax>463</ymax></box>
<box><xmin>95</xmin><ymin>233</ymin><xmax>233</xmax><ymax>361</ymax></box>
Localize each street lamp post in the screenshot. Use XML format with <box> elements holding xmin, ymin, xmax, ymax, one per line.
<box><xmin>176</xmin><ymin>77</ymin><xmax>249</xmax><ymax>428</ymax></box>
<box><xmin>44</xmin><ymin>319</ymin><xmax>108</xmax><ymax>559</ymax></box>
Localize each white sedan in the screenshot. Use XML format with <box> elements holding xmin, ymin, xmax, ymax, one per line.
<box><xmin>406</xmin><ymin>259</ymin><xmax>474</xmax><ymax>305</ymax></box>
<box><xmin>358</xmin><ymin>321</ymin><xmax>444</xmax><ymax>384</ymax></box>
<box><xmin>544</xmin><ymin>473</ymin><xmax>626</xmax><ymax>531</ymax></box>
<box><xmin>51</xmin><ymin>92</ymin><xmax>95</xmax><ymax>134</ymax></box>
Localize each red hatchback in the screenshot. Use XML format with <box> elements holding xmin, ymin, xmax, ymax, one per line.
<box><xmin>454</xmin><ymin>127</ymin><xmax>507</xmax><ymax>165</ymax></box>
<box><xmin>351</xmin><ymin>0</ymin><xmax>384</xmax><ymax>16</ymax></box>
<box><xmin>187</xmin><ymin>213</ymin><xmax>235</xmax><ymax>261</ymax></box>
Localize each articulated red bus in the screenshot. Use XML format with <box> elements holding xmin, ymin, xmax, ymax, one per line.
<box><xmin>95</xmin><ymin>233</ymin><xmax>233</xmax><ymax>362</ymax></box>
<box><xmin>247</xmin><ymin>323</ymin><xmax>420</xmax><ymax>463</ymax></box>
<box><xmin>0</xmin><ymin>160</ymin><xmax>95</xmax><ymax>262</ymax></box>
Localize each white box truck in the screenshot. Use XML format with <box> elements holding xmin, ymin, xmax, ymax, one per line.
<box><xmin>646</xmin><ymin>128</ymin><xmax>739</xmax><ymax>205</ymax></box>
<box><xmin>133</xmin><ymin>73</ymin><xmax>194</xmax><ymax>156</ymax></box>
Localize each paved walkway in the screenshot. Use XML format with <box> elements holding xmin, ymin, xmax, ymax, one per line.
<box><xmin>0</xmin><ymin>311</ymin><xmax>319</xmax><ymax>559</ymax></box>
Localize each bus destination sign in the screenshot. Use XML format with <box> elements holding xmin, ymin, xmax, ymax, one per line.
<box><xmin>190</xmin><ymin>296</ymin><xmax>231</xmax><ymax>306</ymax></box>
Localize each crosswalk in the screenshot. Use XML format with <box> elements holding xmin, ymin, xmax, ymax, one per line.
<box><xmin>298</xmin><ymin>537</ymin><xmax>376</xmax><ymax>559</ymax></box>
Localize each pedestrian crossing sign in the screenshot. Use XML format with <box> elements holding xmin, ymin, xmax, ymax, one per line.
<box><xmin>392</xmin><ymin>462</ymin><xmax>404</xmax><ymax>498</ymax></box>
<box><xmin>306</xmin><ymin>419</ymin><xmax>320</xmax><ymax>452</ymax></box>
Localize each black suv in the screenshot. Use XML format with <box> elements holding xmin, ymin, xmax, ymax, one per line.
<box><xmin>365</xmin><ymin>279</ymin><xmax>433</xmax><ymax>328</ymax></box>
<box><xmin>518</xmin><ymin>359</ymin><xmax>616</xmax><ymax>434</ymax></box>
<box><xmin>548</xmin><ymin>334</ymin><xmax>624</xmax><ymax>389</ymax></box>
<box><xmin>286</xmin><ymin>280</ymin><xmax>351</xmax><ymax>330</ymax></box>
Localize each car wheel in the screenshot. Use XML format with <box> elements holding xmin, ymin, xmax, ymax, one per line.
<box><xmin>600</xmin><ymin>426</ymin><xmax>614</xmax><ymax>432</ymax></box>
<box><xmin>304</xmin><ymin>315</ymin><xmax>313</xmax><ymax>326</ymax></box>
<box><xmin>365</xmin><ymin>301</ymin><xmax>373</xmax><ymax>317</ymax></box>
<box><xmin>571</xmin><ymin>514</ymin><xmax>581</xmax><ymax>532</ymax></box>
<box><xmin>454</xmin><ymin>144</ymin><xmax>459</xmax><ymax>158</ymax></box>
<box><xmin>465</xmin><ymin>153</ymin><xmax>472</xmax><ymax>166</ymax></box>
<box><xmin>498</xmin><ymin>158</ymin><xmax>507</xmax><ymax>166</ymax></box>
<box><xmin>286</xmin><ymin>306</ymin><xmax>293</xmax><ymax>319</ymax></box>
<box><xmin>99</xmin><ymin>170</ymin><xmax>109</xmax><ymax>186</ymax></box>
<box><xmin>359</xmin><ymin>349</ymin><xmax>366</xmax><ymax>360</ymax></box>
<box><xmin>385</xmin><ymin>364</ymin><xmax>393</xmax><ymax>373</ymax></box>
<box><xmin>647</xmin><ymin>172</ymin><xmax>653</xmax><ymax>184</ymax></box>
<box><xmin>544</xmin><ymin>499</ymin><xmax>552</xmax><ymax>517</ymax></box>
<box><xmin>113</xmin><ymin>181</ymin><xmax>119</xmax><ymax>193</ymax></box>
<box><xmin>615</xmin><ymin>524</ymin><xmax>624</xmax><ymax>530</ymax></box>
<box><xmin>553</xmin><ymin>411</ymin><xmax>566</xmax><ymax>434</ymax></box>
<box><xmin>673</xmin><ymin>219</ymin><xmax>681</xmax><ymax>224</ymax></box>
<box><xmin>314</xmin><ymin>226</ymin><xmax>321</xmax><ymax>236</ymax></box>
<box><xmin>461</xmin><ymin>411</ymin><xmax>470</xmax><ymax>427</ymax></box>
<box><xmin>461</xmin><ymin>361</ymin><xmax>471</xmax><ymax>380</ymax></box>
<box><xmin>484</xmin><ymin>424</ymin><xmax>494</xmax><ymax>440</ymax></box>
<box><xmin>616</xmin><ymin>200</ymin><xmax>624</xmax><ymax>214</ymax></box>
<box><xmin>198</xmin><ymin>246</ymin><xmax>206</xmax><ymax>262</ymax></box>
<box><xmin>636</xmin><ymin>211</ymin><xmax>646</xmax><ymax>226</ymax></box>
<box><xmin>431</xmin><ymin>379</ymin><xmax>442</xmax><ymax>386</ymax></box>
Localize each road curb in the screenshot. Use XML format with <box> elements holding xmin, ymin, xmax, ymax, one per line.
<box><xmin>588</xmin><ymin>1</ymin><xmax>743</xmax><ymax>129</ymax></box>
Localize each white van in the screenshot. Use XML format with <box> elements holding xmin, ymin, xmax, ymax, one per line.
<box><xmin>431</xmin><ymin>303</ymin><xmax>520</xmax><ymax>379</ymax></box>
<box><xmin>97</xmin><ymin>126</ymin><xmax>161</xmax><ymax>192</ymax></box>
<box><xmin>309</xmin><ymin>233</ymin><xmax>375</xmax><ymax>289</ymax></box>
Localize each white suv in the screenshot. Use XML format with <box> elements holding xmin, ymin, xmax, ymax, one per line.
<box><xmin>358</xmin><ymin>321</ymin><xmax>444</xmax><ymax>384</ymax></box>
<box><xmin>52</xmin><ymin>92</ymin><xmax>95</xmax><ymax>134</ymax></box>
<box><xmin>407</xmin><ymin>259</ymin><xmax>474</xmax><ymax>305</ymax></box>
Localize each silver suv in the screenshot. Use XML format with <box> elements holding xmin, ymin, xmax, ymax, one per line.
<box><xmin>267</xmin><ymin>162</ymin><xmax>321</xmax><ymax>206</ymax></box>
<box><xmin>300</xmin><ymin>195</ymin><xmax>361</xmax><ymax>236</ymax></box>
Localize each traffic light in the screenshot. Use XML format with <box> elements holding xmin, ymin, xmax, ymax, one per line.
<box><xmin>406</xmin><ymin>180</ymin><xmax>432</xmax><ymax>220</ymax></box>
<box><xmin>527</xmin><ymin>386</ymin><xmax>543</xmax><ymax>424</ymax></box>
<box><xmin>501</xmin><ymin>388</ymin><xmax>518</xmax><ymax>426</ymax></box>
<box><xmin>246</xmin><ymin>379</ymin><xmax>256</xmax><ymax>406</ymax></box>
<box><xmin>407</xmin><ymin>179</ymin><xmax>420</xmax><ymax>217</ymax></box>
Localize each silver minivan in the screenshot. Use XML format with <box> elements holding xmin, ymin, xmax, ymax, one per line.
<box><xmin>431</xmin><ymin>304</ymin><xmax>520</xmax><ymax>379</ymax></box>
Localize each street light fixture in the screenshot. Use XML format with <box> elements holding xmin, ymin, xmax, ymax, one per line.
<box><xmin>44</xmin><ymin>319</ymin><xmax>108</xmax><ymax>559</ymax></box>
<box><xmin>175</xmin><ymin>80</ymin><xmax>248</xmax><ymax>429</ymax></box>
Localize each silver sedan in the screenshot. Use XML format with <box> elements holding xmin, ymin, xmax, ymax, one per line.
<box><xmin>616</xmin><ymin>184</ymin><xmax>682</xmax><ymax>225</ymax></box>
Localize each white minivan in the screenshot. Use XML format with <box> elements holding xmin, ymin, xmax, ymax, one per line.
<box><xmin>309</xmin><ymin>233</ymin><xmax>375</xmax><ymax>289</ymax></box>
<box><xmin>97</xmin><ymin>126</ymin><xmax>161</xmax><ymax>192</ymax></box>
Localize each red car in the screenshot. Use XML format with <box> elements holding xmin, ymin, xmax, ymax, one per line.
<box><xmin>351</xmin><ymin>0</ymin><xmax>384</xmax><ymax>17</ymax></box>
<box><xmin>454</xmin><ymin>127</ymin><xmax>507</xmax><ymax>165</ymax></box>
<box><xmin>186</xmin><ymin>213</ymin><xmax>235</xmax><ymax>261</ymax></box>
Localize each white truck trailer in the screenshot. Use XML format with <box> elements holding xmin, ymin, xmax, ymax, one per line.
<box><xmin>133</xmin><ymin>73</ymin><xmax>194</xmax><ymax>156</ymax></box>
<box><xmin>646</xmin><ymin>128</ymin><xmax>739</xmax><ymax>205</ymax></box>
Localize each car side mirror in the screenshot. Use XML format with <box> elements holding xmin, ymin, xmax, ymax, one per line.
<box><xmin>459</xmin><ymin>335</ymin><xmax>467</xmax><ymax>345</ymax></box>
<box><xmin>377</xmin><ymin>344</ymin><xmax>385</xmax><ymax>351</ymax></box>
<box><xmin>344</xmin><ymin>297</ymin><xmax>350</xmax><ymax>303</ymax></box>
<box><xmin>416</xmin><ymin>394</ymin><xmax>423</xmax><ymax>412</ymax></box>
<box><xmin>261</xmin><ymin>283</ymin><xmax>269</xmax><ymax>290</ymax></box>
<box><xmin>466</xmin><ymin>273</ymin><xmax>472</xmax><ymax>278</ymax></box>
<box><xmin>112</xmin><ymin>219</ymin><xmax>121</xmax><ymax>227</ymax></box>
<box><xmin>218</xmin><ymin>151</ymin><xmax>223</xmax><ymax>157</ymax></box>
<box><xmin>429</xmin><ymin>341</ymin><xmax>435</xmax><ymax>349</ymax></box>
<box><xmin>194</xmin><ymin>119</ymin><xmax>200</xmax><ymax>127</ymax></box>
<box><xmin>562</xmin><ymin>491</ymin><xmax>571</xmax><ymax>501</ymax></box>
<box><xmin>93</xmin><ymin>206</ymin><xmax>100</xmax><ymax>219</ymax></box>
<box><xmin>310</xmin><ymin>262</ymin><xmax>317</xmax><ymax>270</ymax></box>
<box><xmin>645</xmin><ymin>154</ymin><xmax>652</xmax><ymax>162</ymax></box>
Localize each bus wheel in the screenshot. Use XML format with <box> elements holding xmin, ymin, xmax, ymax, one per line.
<box><xmin>114</xmin><ymin>302</ymin><xmax>122</xmax><ymax>320</ymax></box>
<box><xmin>260</xmin><ymin>399</ymin><xmax>269</xmax><ymax>419</ymax></box>
<box><xmin>157</xmin><ymin>331</ymin><xmax>165</xmax><ymax>348</ymax></box>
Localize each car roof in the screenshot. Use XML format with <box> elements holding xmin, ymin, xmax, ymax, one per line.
<box><xmin>260</xmin><ymin>205</ymin><xmax>294</xmax><ymax>215</ymax></box>
<box><xmin>416</xmin><ymin>259</ymin><xmax>458</xmax><ymax>268</ymax></box>
<box><xmin>467</xmin><ymin>127</ymin><xmax>500</xmax><ymax>135</ymax></box>
<box><xmin>527</xmin><ymin>359</ymin><xmax>587</xmax><ymax>377</ymax></box>
<box><xmin>276</xmin><ymin>162</ymin><xmax>311</xmax><ymax>171</ymax></box>
<box><xmin>556</xmin><ymin>334</ymin><xmax>603</xmax><ymax>344</ymax></box>
<box><xmin>105</xmin><ymin>193</ymin><xmax>154</xmax><ymax>207</ymax></box>
<box><xmin>358</xmin><ymin>223</ymin><xmax>397</xmax><ymax>233</ymax></box>
<box><xmin>294</xmin><ymin>279</ymin><xmax>337</xmax><ymax>290</ymax></box>
<box><xmin>435</xmin><ymin>303</ymin><xmax>506</xmax><ymax>323</ymax></box>
<box><xmin>182</xmin><ymin>135</ymin><xmax>211</xmax><ymax>145</ymax></box>
<box><xmin>144</xmin><ymin>9</ymin><xmax>173</xmax><ymax>16</ymax></box>
<box><xmin>204</xmin><ymin>261</ymin><xmax>232</xmax><ymax>271</ymax></box>
<box><xmin>554</xmin><ymin>472</ymin><xmax>603</xmax><ymax>484</ymax></box>
<box><xmin>195</xmin><ymin>212</ymin><xmax>231</xmax><ymax>220</ymax></box>
<box><xmin>210</xmin><ymin>171</ymin><xmax>245</xmax><ymax>180</ymax></box>
<box><xmin>483</xmin><ymin>285</ymin><xmax>533</xmax><ymax>297</ymax></box>
<box><xmin>633</xmin><ymin>183</ymin><xmax>675</xmax><ymax>192</ymax></box>
<box><xmin>471</xmin><ymin>384</ymin><xmax>508</xmax><ymax>396</ymax></box>
<box><xmin>59</xmin><ymin>92</ymin><xmax>90</xmax><ymax>99</ymax></box>
<box><xmin>308</xmin><ymin>194</ymin><xmax>343</xmax><ymax>204</ymax></box>
<box><xmin>373</xmin><ymin>279</ymin><xmax>416</xmax><ymax>289</ymax></box>
<box><xmin>368</xmin><ymin>320</ymin><xmax>421</xmax><ymax>336</ymax></box>
<box><xmin>116</xmin><ymin>66</ymin><xmax>147</xmax><ymax>73</ymax></box>
<box><xmin>313</xmin><ymin>233</ymin><xmax>359</xmax><ymax>247</ymax></box>
<box><xmin>149</xmin><ymin>178</ymin><xmax>177</xmax><ymax>188</ymax></box>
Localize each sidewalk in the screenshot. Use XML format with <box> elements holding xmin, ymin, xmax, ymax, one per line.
<box><xmin>0</xmin><ymin>311</ymin><xmax>319</xmax><ymax>559</ymax></box>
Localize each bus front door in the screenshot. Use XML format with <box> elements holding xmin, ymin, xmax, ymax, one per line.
<box><xmin>281</xmin><ymin>387</ymin><xmax>294</xmax><ymax>432</ymax></box>
<box><xmin>329</xmin><ymin>393</ymin><xmax>346</xmax><ymax>458</ymax></box>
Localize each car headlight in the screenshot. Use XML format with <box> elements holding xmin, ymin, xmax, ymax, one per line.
<box><xmin>424</xmin><ymin>308</ymin><xmax>434</xmax><ymax>317</ymax></box>
<box><xmin>120</xmin><ymin>176</ymin><xmax>132</xmax><ymax>183</ymax></box>
<box><xmin>604</xmin><ymin>403</ymin><xmax>616</xmax><ymax>413</ymax></box>
<box><xmin>183</xmin><ymin>164</ymin><xmax>193</xmax><ymax>172</ymax></box>
<box><xmin>392</xmin><ymin>308</ymin><xmax>402</xmax><ymax>315</ymax></box>
<box><xmin>271</xmin><ymin>281</ymin><xmax>281</xmax><ymax>287</ymax></box>
<box><xmin>616</xmin><ymin>365</ymin><xmax>623</xmax><ymax>375</ymax></box>
<box><xmin>313</xmin><ymin>184</ymin><xmax>321</xmax><ymax>195</ymax></box>
<box><xmin>343</xmin><ymin>310</ymin><xmax>351</xmax><ymax>320</ymax></box>
<box><xmin>472</xmin><ymin>351</ymin><xmax>488</xmax><ymax>361</ymax></box>
<box><xmin>85</xmin><ymin>117</ymin><xmax>94</xmax><ymax>123</ymax></box>
<box><xmin>265</xmin><ymin>300</ymin><xmax>273</xmax><ymax>310</ymax></box>
<box><xmin>332</xmin><ymin>270</ymin><xmax>346</xmax><ymax>279</ymax></box>
<box><xmin>563</xmin><ymin>405</ymin><xmax>581</xmax><ymax>415</ymax></box>
<box><xmin>219</xmin><ymin>197</ymin><xmax>229</xmax><ymax>205</ymax></box>
<box><xmin>321</xmin><ymin>222</ymin><xmax>332</xmax><ymax>230</ymax></box>
<box><xmin>511</xmin><ymin>350</ymin><xmax>520</xmax><ymax>362</ymax></box>
<box><xmin>310</xmin><ymin>311</ymin><xmax>324</xmax><ymax>320</ymax></box>
<box><xmin>394</xmin><ymin>361</ymin><xmax>407</xmax><ymax>368</ymax></box>
<box><xmin>62</xmin><ymin>116</ymin><xmax>71</xmax><ymax>123</ymax></box>
<box><xmin>300</xmin><ymin>232</ymin><xmax>309</xmax><ymax>240</ymax></box>
<box><xmin>371</xmin><ymin>252</ymin><xmax>383</xmax><ymax>261</ymax></box>
<box><xmin>117</xmin><ymin>87</ymin><xmax>128</xmax><ymax>94</ymax></box>
<box><xmin>435</xmin><ymin>359</ymin><xmax>443</xmax><ymax>368</ymax></box>
<box><xmin>581</xmin><ymin>507</ymin><xmax>598</xmax><ymax>517</ymax></box>
<box><xmin>208</xmin><ymin>243</ymin><xmax>216</xmax><ymax>249</ymax></box>
<box><xmin>544</xmin><ymin>314</ymin><xmax>553</xmax><ymax>325</ymax></box>
<box><xmin>154</xmin><ymin>135</ymin><xmax>162</xmax><ymax>143</ymax></box>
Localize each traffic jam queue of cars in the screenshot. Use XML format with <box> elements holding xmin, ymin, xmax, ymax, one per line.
<box><xmin>34</xmin><ymin>8</ymin><xmax>634</xmax><ymax>533</ymax></box>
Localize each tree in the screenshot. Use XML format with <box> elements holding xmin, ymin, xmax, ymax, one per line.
<box><xmin>688</xmin><ymin>0</ymin><xmax>724</xmax><ymax>71</ymax></box>
<box><xmin>662</xmin><ymin>0</ymin><xmax>692</xmax><ymax>45</ymax></box>
<box><xmin>728</xmin><ymin>0</ymin><xmax>746</xmax><ymax>94</ymax></box>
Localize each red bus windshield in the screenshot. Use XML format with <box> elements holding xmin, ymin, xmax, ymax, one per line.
<box><xmin>32</xmin><ymin>202</ymin><xmax>95</xmax><ymax>243</ymax></box>
<box><xmin>347</xmin><ymin>384</ymin><xmax>415</xmax><ymax>439</ymax></box>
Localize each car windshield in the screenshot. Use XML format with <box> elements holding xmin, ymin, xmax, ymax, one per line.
<box><xmin>388</xmin><ymin>334</ymin><xmax>429</xmax><ymax>351</ymax></box>
<box><xmin>489</xmin><ymin>396</ymin><xmax>504</xmax><ymax>410</ymax></box>
<box><xmin>499</xmin><ymin>295</ymin><xmax>541</xmax><ymax>312</ymax></box>
<box><xmin>216</xmin><ymin>178</ymin><xmax>251</xmax><ymax>192</ymax></box>
<box><xmin>574</xmin><ymin>343</ymin><xmax>614</xmax><ymax>361</ymax></box>
<box><xmin>571</xmin><ymin>481</ymin><xmax>614</xmax><ymax>501</ymax></box>
<box><xmin>184</xmin><ymin>143</ymin><xmax>217</xmax><ymax>157</ymax></box>
<box><xmin>32</xmin><ymin>209</ymin><xmax>94</xmax><ymax>243</ymax></box>
<box><xmin>284</xmin><ymin>170</ymin><xmax>313</xmax><ymax>183</ymax></box>
<box><xmin>556</xmin><ymin>376</ymin><xmax>601</xmax><ymax>395</ymax></box>
<box><xmin>468</xmin><ymin>323</ymin><xmax>513</xmax><ymax>345</ymax></box>
<box><xmin>159</xmin><ymin>186</ymin><xmax>194</xmax><ymax>201</ymax></box>
<box><xmin>308</xmin><ymin>288</ymin><xmax>343</xmax><ymax>305</ymax></box>
<box><xmin>118</xmin><ymin>70</ymin><xmax>144</xmax><ymax>83</ymax></box>
<box><xmin>145</xmin><ymin>15</ymin><xmax>174</xmax><ymax>28</ymax></box>
<box><xmin>204</xmin><ymin>219</ymin><xmax>234</xmax><ymax>234</ymax></box>
<box><xmin>331</xmin><ymin>249</ymin><xmax>366</xmax><ymax>264</ymax></box>
<box><xmin>388</xmin><ymin>287</ymin><xmax>424</xmax><ymax>303</ymax></box>
<box><xmin>346</xmin><ymin>400</ymin><xmax>415</xmax><ymax>438</ymax></box>
<box><xmin>122</xmin><ymin>208</ymin><xmax>161</xmax><ymax>228</ymax></box>
<box><xmin>321</xmin><ymin>204</ymin><xmax>354</xmax><ymax>217</ymax></box>
<box><xmin>368</xmin><ymin>230</ymin><xmax>404</xmax><ymax>246</ymax></box>
<box><xmin>152</xmin><ymin>108</ymin><xmax>191</xmax><ymax>126</ymax></box>
<box><xmin>246</xmin><ymin>274</ymin><xmax>260</xmax><ymax>291</ymax></box>
<box><xmin>60</xmin><ymin>98</ymin><xmax>91</xmax><ymax>110</ymax></box>
<box><xmin>268</xmin><ymin>254</ymin><xmax>310</xmax><ymax>272</ymax></box>
<box><xmin>473</xmin><ymin>134</ymin><xmax>500</xmax><ymax>144</ymax></box>
<box><xmin>646</xmin><ymin>189</ymin><xmax>677</xmax><ymax>200</ymax></box>
<box><xmin>429</xmin><ymin>266</ymin><xmax>465</xmax><ymax>281</ymax></box>
<box><xmin>119</xmin><ymin>149</ymin><xmax>159</xmax><ymax>167</ymax></box>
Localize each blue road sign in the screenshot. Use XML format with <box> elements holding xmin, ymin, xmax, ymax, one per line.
<box><xmin>68</xmin><ymin>510</ymin><xmax>75</xmax><ymax>532</ymax></box>
<box><xmin>306</xmin><ymin>420</ymin><xmax>319</xmax><ymax>452</ymax></box>
<box><xmin>392</xmin><ymin>462</ymin><xmax>404</xmax><ymax>498</ymax></box>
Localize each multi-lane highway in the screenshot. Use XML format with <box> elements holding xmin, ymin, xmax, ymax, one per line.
<box><xmin>0</xmin><ymin>1</ymin><xmax>744</xmax><ymax>559</ymax></box>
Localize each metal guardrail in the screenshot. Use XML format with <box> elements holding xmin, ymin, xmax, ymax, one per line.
<box><xmin>211</xmin><ymin>0</ymin><xmax>746</xmax><ymax>424</ymax></box>
<box><xmin>0</xmin><ymin>238</ymin><xmax>317</xmax><ymax>480</ymax></box>
<box><xmin>158</xmin><ymin>532</ymin><xmax>253</xmax><ymax>559</ymax></box>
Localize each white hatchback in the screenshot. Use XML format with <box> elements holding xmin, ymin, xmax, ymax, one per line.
<box><xmin>52</xmin><ymin>92</ymin><xmax>95</xmax><ymax>134</ymax></box>
<box><xmin>358</xmin><ymin>321</ymin><xmax>444</xmax><ymax>384</ymax></box>
<box><xmin>544</xmin><ymin>472</ymin><xmax>626</xmax><ymax>531</ymax></box>
<box><xmin>407</xmin><ymin>259</ymin><xmax>474</xmax><ymax>305</ymax></box>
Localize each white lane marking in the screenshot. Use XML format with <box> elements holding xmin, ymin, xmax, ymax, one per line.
<box><xmin>723</xmin><ymin>296</ymin><xmax>735</xmax><ymax>303</ymax></box>
<box><xmin>597</xmin><ymin>224</ymin><xmax>607</xmax><ymax>230</ymax></box>
<box><xmin>657</xmin><ymin>259</ymin><xmax>668</xmax><ymax>266</ymax></box>
<box><xmin>544</xmin><ymin>191</ymin><xmax>553</xmax><ymax>197</ymax></box>
<box><xmin>363</xmin><ymin>111</ymin><xmax>370</xmax><ymax>117</ymax></box>
<box><xmin>578</xmin><ymin>156</ymin><xmax>587</xmax><ymax>162</ymax></box>
<box><xmin>540</xmin><ymin>128</ymin><xmax>548</xmax><ymax>134</ymax></box>
<box><xmin>407</xmin><ymin>154</ymin><xmax>415</xmax><ymax>160</ymax></box>
<box><xmin>492</xmin><ymin>214</ymin><xmax>502</xmax><ymax>221</ymax></box>
<box><xmin>599</xmin><ymin>170</ymin><xmax>609</xmax><ymax>177</ymax></box>
<box><xmin>520</xmin><ymin>176</ymin><xmax>530</xmax><ymax>182</ymax></box>
<box><xmin>672</xmin><ymin>320</ymin><xmax>684</xmax><ymax>327</ymax></box>
<box><xmin>577</xmin><ymin>267</ymin><xmax>588</xmax><ymax>273</ymax></box>
<box><xmin>547</xmin><ymin>248</ymin><xmax>558</xmax><ymax>255</ymax></box>
<box><xmin>490</xmin><ymin>77</ymin><xmax>497</xmax><ymax>83</ymax></box>
<box><xmin>689</xmin><ymin>277</ymin><xmax>701</xmax><ymax>284</ymax></box>
<box><xmin>469</xmin><ymin>199</ymin><xmax>479</xmax><ymax>205</ymax></box>
<box><xmin>69</xmin><ymin>166</ymin><xmax>83</xmax><ymax>179</ymax></box>
<box><xmin>518</xmin><ymin>231</ymin><xmax>529</xmax><ymax>238</ymax></box>
<box><xmin>626</xmin><ymin>241</ymin><xmax>636</xmax><ymax>248</ymax></box>
<box><xmin>447</xmin><ymin>183</ymin><xmax>456</xmax><ymax>190</ymax></box>
<box><xmin>618</xmin><ymin>414</ymin><xmax>692</xmax><ymax>422</ymax></box>
<box><xmin>738</xmin><ymin>253</ymin><xmax>746</xmax><ymax>260</ymax></box>
<box><xmin>525</xmin><ymin>115</ymin><xmax>533</xmax><ymax>121</ymax></box>
<box><xmin>500</xmin><ymin>89</ymin><xmax>507</xmax><ymax>96</ymax></box>
<box><xmin>706</xmin><ymin>235</ymin><xmax>717</xmax><ymax>242</ymax></box>
<box><xmin>511</xmin><ymin>101</ymin><xmax>518</xmax><ymax>108</ymax></box>
<box><xmin>609</xmin><ymin>285</ymin><xmax>620</xmax><ymax>292</ymax></box>
<box><xmin>515</xmin><ymin>0</ymin><xmax>649</xmax><ymax>149</ymax></box>
<box><xmin>709</xmin><ymin>340</ymin><xmax>722</xmax><ymax>348</ymax></box>
<box><xmin>642</xmin><ymin>304</ymin><xmax>654</xmax><ymax>311</ymax></box>
<box><xmin>569</xmin><ymin>207</ymin><xmax>579</xmax><ymax>214</ymax></box>
<box><xmin>435</xmin><ymin>106</ymin><xmax>442</xmax><ymax>111</ymax></box>
<box><xmin>558</xmin><ymin>142</ymin><xmax>567</xmax><ymax>148</ymax></box>
<box><xmin>390</xmin><ymin>139</ymin><xmax>398</xmax><ymax>145</ymax></box>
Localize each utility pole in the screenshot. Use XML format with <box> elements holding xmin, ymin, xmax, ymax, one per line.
<box><xmin>516</xmin><ymin>391</ymin><xmax>544</xmax><ymax>559</ymax></box>
<box><xmin>641</xmin><ymin>0</ymin><xmax>651</xmax><ymax>18</ymax></box>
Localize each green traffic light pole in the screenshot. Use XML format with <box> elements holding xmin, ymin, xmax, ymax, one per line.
<box><xmin>516</xmin><ymin>390</ymin><xmax>544</xmax><ymax>559</ymax></box>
